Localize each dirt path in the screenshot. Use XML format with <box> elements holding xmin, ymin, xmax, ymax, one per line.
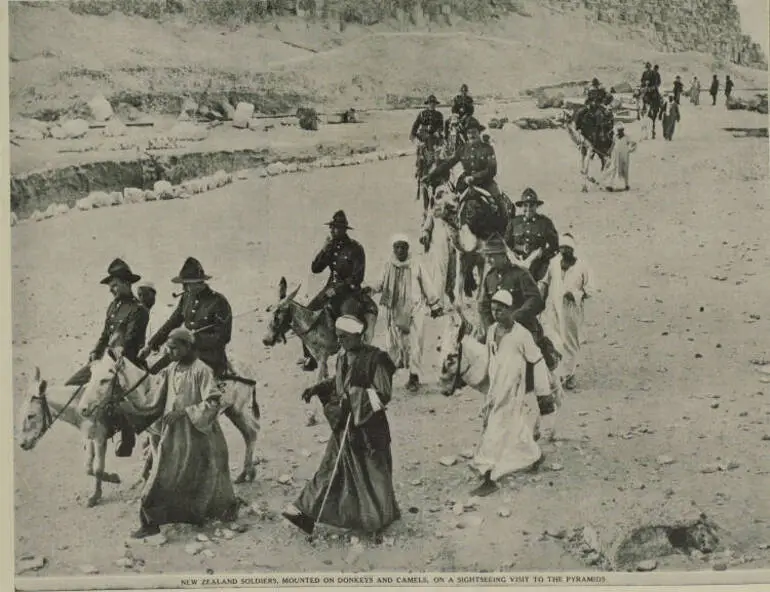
<box><xmin>13</xmin><ymin>103</ymin><xmax>770</xmax><ymax>577</ymax></box>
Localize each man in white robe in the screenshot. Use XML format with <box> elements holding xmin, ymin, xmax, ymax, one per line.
<box><xmin>470</xmin><ymin>289</ymin><xmax>551</xmax><ymax>497</ymax></box>
<box><xmin>539</xmin><ymin>233</ymin><xmax>593</xmax><ymax>390</ymax></box>
<box><xmin>371</xmin><ymin>235</ymin><xmax>443</xmax><ymax>391</ymax></box>
<box><xmin>601</xmin><ymin>123</ymin><xmax>637</xmax><ymax>192</ymax></box>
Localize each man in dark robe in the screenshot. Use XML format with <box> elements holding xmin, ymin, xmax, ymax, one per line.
<box><xmin>710</xmin><ymin>75</ymin><xmax>720</xmax><ymax>106</ymax></box>
<box><xmin>282</xmin><ymin>314</ymin><xmax>400</xmax><ymax>536</ymax></box>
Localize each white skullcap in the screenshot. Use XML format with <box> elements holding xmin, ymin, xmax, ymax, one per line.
<box><xmin>335</xmin><ymin>315</ymin><xmax>365</xmax><ymax>335</ymax></box>
<box><xmin>491</xmin><ymin>290</ymin><xmax>513</xmax><ymax>307</ymax></box>
<box><xmin>138</xmin><ymin>281</ymin><xmax>156</xmax><ymax>291</ymax></box>
<box><xmin>391</xmin><ymin>233</ymin><xmax>410</xmax><ymax>247</ymax></box>
<box><xmin>615</xmin><ymin>122</ymin><xmax>625</xmax><ymax>131</ymax></box>
<box><xmin>560</xmin><ymin>234</ymin><xmax>577</xmax><ymax>250</ymax></box>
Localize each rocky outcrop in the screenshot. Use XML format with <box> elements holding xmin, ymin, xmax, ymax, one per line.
<box><xmin>541</xmin><ymin>0</ymin><xmax>766</xmax><ymax>69</ymax></box>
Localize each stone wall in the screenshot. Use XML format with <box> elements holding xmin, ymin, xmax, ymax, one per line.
<box><xmin>540</xmin><ymin>0</ymin><xmax>766</xmax><ymax>69</ymax></box>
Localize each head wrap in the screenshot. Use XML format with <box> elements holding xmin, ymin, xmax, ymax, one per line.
<box><xmin>335</xmin><ymin>315</ymin><xmax>365</xmax><ymax>335</ymax></box>
<box><xmin>138</xmin><ymin>281</ymin><xmax>156</xmax><ymax>292</ymax></box>
<box><xmin>491</xmin><ymin>290</ymin><xmax>513</xmax><ymax>307</ymax></box>
<box><xmin>560</xmin><ymin>233</ymin><xmax>577</xmax><ymax>250</ymax></box>
<box><xmin>168</xmin><ymin>327</ymin><xmax>195</xmax><ymax>345</ymax></box>
<box><xmin>391</xmin><ymin>233</ymin><xmax>410</xmax><ymax>247</ymax></box>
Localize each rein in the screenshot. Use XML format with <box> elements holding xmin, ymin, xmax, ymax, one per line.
<box><xmin>446</xmin><ymin>316</ymin><xmax>474</xmax><ymax>396</ymax></box>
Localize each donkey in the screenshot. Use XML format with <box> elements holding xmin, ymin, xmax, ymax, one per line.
<box><xmin>17</xmin><ymin>358</ymin><xmax>150</xmax><ymax>507</ymax></box>
<box><xmin>262</xmin><ymin>277</ymin><xmax>378</xmax><ymax>381</ymax></box>
<box><xmin>636</xmin><ymin>85</ymin><xmax>664</xmax><ymax>140</ymax></box>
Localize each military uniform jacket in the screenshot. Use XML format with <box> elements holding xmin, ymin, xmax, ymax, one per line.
<box><xmin>640</xmin><ymin>70</ymin><xmax>654</xmax><ymax>88</ymax></box>
<box><xmin>92</xmin><ymin>295</ymin><xmax>149</xmax><ymax>364</ymax></box>
<box><xmin>440</xmin><ymin>141</ymin><xmax>497</xmax><ymax>186</ymax></box>
<box><xmin>312</xmin><ymin>236</ymin><xmax>366</xmax><ymax>292</ymax></box>
<box><xmin>478</xmin><ymin>263</ymin><xmax>544</xmax><ymax>336</ymax></box>
<box><xmin>451</xmin><ymin>95</ymin><xmax>474</xmax><ymax>117</ymax></box>
<box><xmin>410</xmin><ymin>109</ymin><xmax>444</xmax><ymax>140</ymax></box>
<box><xmin>505</xmin><ymin>214</ymin><xmax>559</xmax><ymax>281</ymax></box>
<box><xmin>148</xmin><ymin>287</ymin><xmax>232</xmax><ymax>372</ymax></box>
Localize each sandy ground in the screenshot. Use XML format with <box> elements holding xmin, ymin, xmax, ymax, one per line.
<box><xmin>12</xmin><ymin>99</ymin><xmax>770</xmax><ymax>577</ymax></box>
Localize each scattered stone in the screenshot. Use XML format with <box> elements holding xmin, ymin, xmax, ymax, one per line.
<box><xmin>636</xmin><ymin>559</ymin><xmax>658</xmax><ymax>571</ymax></box>
<box><xmin>459</xmin><ymin>449</ymin><xmax>474</xmax><ymax>459</ymax></box>
<box><xmin>410</xmin><ymin>478</ymin><xmax>423</xmax><ymax>486</ymax></box>
<box><xmin>656</xmin><ymin>455</ymin><xmax>675</xmax><ymax>466</ymax></box>
<box><xmin>710</xmin><ymin>402</ymin><xmax>720</xmax><ymax>409</ymax></box>
<box><xmin>233</xmin><ymin>102</ymin><xmax>255</xmax><ymax>129</ymax></box>
<box><xmin>17</xmin><ymin>555</ymin><xmax>46</xmax><ymax>574</ymax></box>
<box><xmin>452</xmin><ymin>502</ymin><xmax>464</xmax><ymax>516</ymax></box>
<box><xmin>544</xmin><ymin>528</ymin><xmax>567</xmax><ymax>539</ymax></box>
<box><xmin>277</xmin><ymin>474</ymin><xmax>293</xmax><ymax>485</ymax></box>
<box><xmin>79</xmin><ymin>564</ymin><xmax>99</xmax><ymax>574</ymax></box>
<box><xmin>202</xmin><ymin>549</ymin><xmax>216</xmax><ymax>559</ymax></box>
<box><xmin>115</xmin><ymin>557</ymin><xmax>134</xmax><ymax>568</ymax></box>
<box><xmin>712</xmin><ymin>562</ymin><xmax>728</xmax><ymax>571</ymax></box>
<box><xmin>305</xmin><ymin>411</ymin><xmax>317</xmax><ymax>426</ymax></box>
<box><xmin>147</xmin><ymin>533</ymin><xmax>168</xmax><ymax>546</ymax></box>
<box><xmin>185</xmin><ymin>542</ymin><xmax>204</xmax><ymax>555</ymax></box>
<box><xmin>220</xmin><ymin>528</ymin><xmax>235</xmax><ymax>540</ymax></box>
<box><xmin>548</xmin><ymin>462</ymin><xmax>564</xmax><ymax>472</ymax></box>
<box><xmin>439</xmin><ymin>456</ymin><xmax>457</xmax><ymax>467</ymax></box>
<box><xmin>497</xmin><ymin>507</ymin><xmax>512</xmax><ymax>518</ymax></box>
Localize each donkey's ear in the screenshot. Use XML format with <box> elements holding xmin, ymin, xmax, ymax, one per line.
<box><xmin>106</xmin><ymin>349</ymin><xmax>117</xmax><ymax>361</ymax></box>
<box><xmin>278</xmin><ymin>277</ymin><xmax>287</xmax><ymax>300</ymax></box>
<box><xmin>286</xmin><ymin>283</ymin><xmax>302</xmax><ymax>302</ymax></box>
<box><xmin>33</xmin><ymin>366</ymin><xmax>40</xmax><ymax>382</ymax></box>
<box><xmin>39</xmin><ymin>380</ymin><xmax>48</xmax><ymax>395</ymax></box>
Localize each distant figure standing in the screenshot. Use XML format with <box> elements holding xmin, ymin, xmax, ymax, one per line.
<box><xmin>725</xmin><ymin>76</ymin><xmax>734</xmax><ymax>104</ymax></box>
<box><xmin>710</xmin><ymin>75</ymin><xmax>719</xmax><ymax>106</ymax></box>
<box><xmin>662</xmin><ymin>95</ymin><xmax>681</xmax><ymax>141</ymax></box>
<box><xmin>673</xmin><ymin>75</ymin><xmax>684</xmax><ymax>105</ymax></box>
<box><xmin>601</xmin><ymin>123</ymin><xmax>637</xmax><ymax>192</ymax></box>
<box><xmin>689</xmin><ymin>76</ymin><xmax>701</xmax><ymax>106</ymax></box>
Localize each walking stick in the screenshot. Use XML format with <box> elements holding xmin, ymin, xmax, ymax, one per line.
<box><xmin>309</xmin><ymin>412</ymin><xmax>352</xmax><ymax>541</ymax></box>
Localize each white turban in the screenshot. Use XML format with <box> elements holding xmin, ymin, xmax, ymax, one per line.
<box><xmin>560</xmin><ymin>234</ymin><xmax>577</xmax><ymax>250</ymax></box>
<box><xmin>391</xmin><ymin>233</ymin><xmax>410</xmax><ymax>247</ymax></box>
<box><xmin>491</xmin><ymin>289</ymin><xmax>513</xmax><ymax>307</ymax></box>
<box><xmin>335</xmin><ymin>315</ymin><xmax>365</xmax><ymax>335</ymax></box>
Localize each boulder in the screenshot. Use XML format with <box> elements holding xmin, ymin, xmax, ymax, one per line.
<box><xmin>153</xmin><ymin>180</ymin><xmax>173</xmax><ymax>198</ymax></box>
<box><xmin>536</xmin><ymin>89</ymin><xmax>565</xmax><ymax>109</ymax></box>
<box><xmin>109</xmin><ymin>191</ymin><xmax>124</xmax><ymax>206</ymax></box>
<box><xmin>267</xmin><ymin>162</ymin><xmax>287</xmax><ymax>176</ymax></box>
<box><xmin>61</xmin><ymin>119</ymin><xmax>90</xmax><ymax>139</ymax></box>
<box><xmin>514</xmin><ymin>116</ymin><xmax>563</xmax><ymax>131</ymax></box>
<box><xmin>55</xmin><ymin>203</ymin><xmax>71</xmax><ymax>216</ymax></box>
<box><xmin>11</xmin><ymin>119</ymin><xmax>48</xmax><ymax>140</ymax></box>
<box><xmin>88</xmin><ymin>94</ymin><xmax>114</xmax><ymax>122</ymax></box>
<box><xmin>76</xmin><ymin>196</ymin><xmax>93</xmax><ymax>211</ymax></box>
<box><xmin>179</xmin><ymin>97</ymin><xmax>198</xmax><ymax>121</ymax></box>
<box><xmin>102</xmin><ymin>119</ymin><xmax>128</xmax><ymax>137</ymax></box>
<box><xmin>233</xmin><ymin>102</ymin><xmax>255</xmax><ymax>129</ymax></box>
<box><xmin>144</xmin><ymin>190</ymin><xmax>158</xmax><ymax>201</ymax></box>
<box><xmin>726</xmin><ymin>96</ymin><xmax>748</xmax><ymax>111</ymax></box>
<box><xmin>124</xmin><ymin>187</ymin><xmax>144</xmax><ymax>204</ymax></box>
<box><xmin>88</xmin><ymin>191</ymin><xmax>111</xmax><ymax>208</ymax></box>
<box><xmin>115</xmin><ymin>103</ymin><xmax>142</xmax><ymax>122</ymax></box>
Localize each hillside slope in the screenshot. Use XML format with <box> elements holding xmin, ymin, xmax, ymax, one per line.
<box><xmin>9</xmin><ymin>1</ymin><xmax>768</xmax><ymax>119</ymax></box>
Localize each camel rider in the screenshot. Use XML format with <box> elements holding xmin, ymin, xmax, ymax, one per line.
<box><xmin>447</xmin><ymin>84</ymin><xmax>474</xmax><ymax>141</ymax></box>
<box><xmin>505</xmin><ymin>188</ymin><xmax>560</xmax><ymax>282</ymax></box>
<box><xmin>410</xmin><ymin>94</ymin><xmax>444</xmax><ymax>142</ymax></box>
<box><xmin>139</xmin><ymin>257</ymin><xmax>232</xmax><ymax>381</ymax></box>
<box><xmin>652</xmin><ymin>64</ymin><xmax>662</xmax><ymax>89</ymax></box>
<box><xmin>586</xmin><ymin>78</ymin><xmax>609</xmax><ymax>107</ymax></box>
<box><xmin>640</xmin><ymin>62</ymin><xmax>654</xmax><ymax>88</ymax></box>
<box><xmin>301</xmin><ymin>210</ymin><xmax>367</xmax><ymax>371</ymax></box>
<box><xmin>66</xmin><ymin>258</ymin><xmax>150</xmax><ymax>457</ymax></box>
<box><xmin>427</xmin><ymin>117</ymin><xmax>508</xmax><ymax>233</ymax></box>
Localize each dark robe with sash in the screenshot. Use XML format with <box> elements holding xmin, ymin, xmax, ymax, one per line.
<box><xmin>296</xmin><ymin>345</ymin><xmax>400</xmax><ymax>533</ymax></box>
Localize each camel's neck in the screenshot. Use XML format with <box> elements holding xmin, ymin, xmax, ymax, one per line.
<box><xmin>290</xmin><ymin>301</ymin><xmax>338</xmax><ymax>356</ymax></box>
<box><xmin>460</xmin><ymin>336</ymin><xmax>490</xmax><ymax>390</ymax></box>
<box><xmin>44</xmin><ymin>385</ymin><xmax>86</xmax><ymax>430</ymax></box>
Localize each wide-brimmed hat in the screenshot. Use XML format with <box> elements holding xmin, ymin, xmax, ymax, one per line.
<box><xmin>481</xmin><ymin>234</ymin><xmax>507</xmax><ymax>255</ymax></box>
<box><xmin>326</xmin><ymin>210</ymin><xmax>352</xmax><ymax>230</ymax></box>
<box><xmin>464</xmin><ymin>117</ymin><xmax>486</xmax><ymax>132</ymax></box>
<box><xmin>425</xmin><ymin>94</ymin><xmax>439</xmax><ymax>105</ymax></box>
<box><xmin>515</xmin><ymin>187</ymin><xmax>544</xmax><ymax>207</ymax></box>
<box><xmin>171</xmin><ymin>257</ymin><xmax>211</xmax><ymax>284</ymax></box>
<box><xmin>100</xmin><ymin>258</ymin><xmax>141</xmax><ymax>285</ymax></box>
